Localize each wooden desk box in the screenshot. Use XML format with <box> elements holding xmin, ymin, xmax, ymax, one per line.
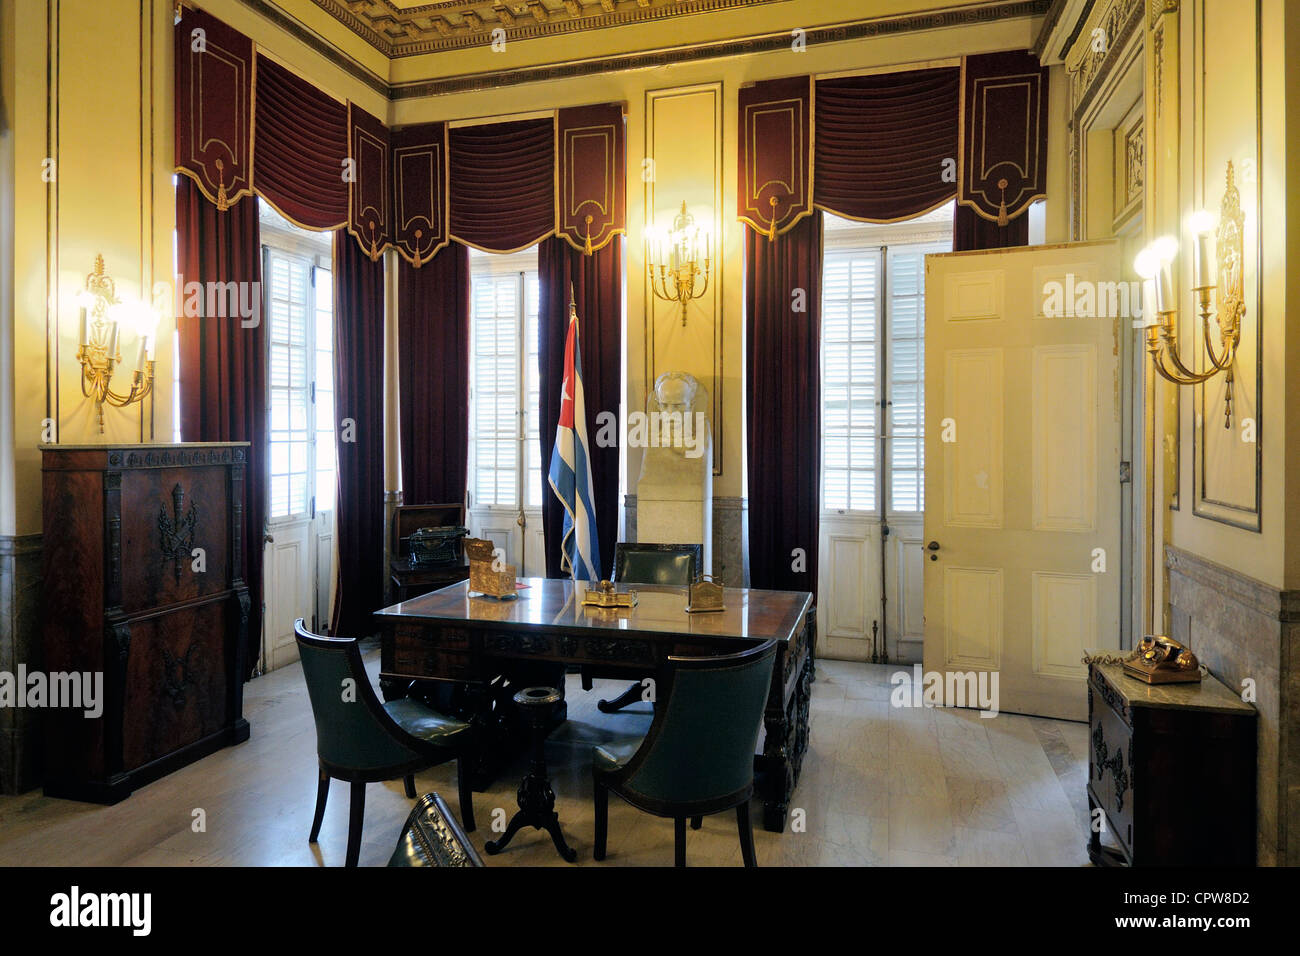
<box><xmin>1087</xmin><ymin>660</ymin><xmax>1255</xmax><ymax>866</ymax></box>
<box><xmin>41</xmin><ymin>443</ymin><xmax>251</xmax><ymax>803</ymax></box>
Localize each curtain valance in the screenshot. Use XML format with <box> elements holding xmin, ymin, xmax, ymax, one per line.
<box><xmin>175</xmin><ymin>10</ymin><xmax>625</xmax><ymax>261</ymax></box>
<box><xmin>556</xmin><ymin>104</ymin><xmax>627</xmax><ymax>254</ymax></box>
<box><xmin>348</xmin><ymin>105</ymin><xmax>392</xmax><ymax>260</ymax></box>
<box><xmin>738</xmin><ymin>77</ymin><xmax>814</xmax><ymax>238</ymax></box>
<box><xmin>449</xmin><ymin>119</ymin><xmax>555</xmax><ymax>254</ymax></box>
<box><xmin>739</xmin><ymin>54</ymin><xmax>1049</xmax><ymax>238</ymax></box>
<box><xmin>392</xmin><ymin>123</ymin><xmax>449</xmax><ymax>267</ymax></box>
<box><xmin>959</xmin><ymin>51</ymin><xmax>1050</xmax><ymax>225</ymax></box>
<box><xmin>253</xmin><ymin>55</ymin><xmax>348</xmax><ymax>230</ymax></box>
<box><xmin>174</xmin><ymin>6</ymin><xmax>254</xmax><ymax>211</ymax></box>
<box><xmin>814</xmin><ymin>68</ymin><xmax>960</xmax><ymax>223</ymax></box>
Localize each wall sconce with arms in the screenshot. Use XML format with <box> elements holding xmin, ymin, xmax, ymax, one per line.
<box><xmin>1134</xmin><ymin>161</ymin><xmax>1245</xmax><ymax>429</ymax></box>
<box><xmin>76</xmin><ymin>254</ymin><xmax>159</xmax><ymax>433</ymax></box>
<box><xmin>645</xmin><ymin>201</ymin><xmax>711</xmax><ymax>327</ymax></box>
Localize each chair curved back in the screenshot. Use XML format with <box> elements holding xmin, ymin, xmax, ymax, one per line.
<box><xmin>620</xmin><ymin>641</ymin><xmax>776</xmax><ymax>810</ymax></box>
<box><xmin>294</xmin><ymin>619</ymin><xmax>424</xmax><ymax>773</ymax></box>
<box><xmin>613</xmin><ymin>542</ymin><xmax>702</xmax><ymax>587</ymax></box>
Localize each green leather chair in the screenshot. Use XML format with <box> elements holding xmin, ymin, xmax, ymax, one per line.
<box><xmin>295</xmin><ymin>619</ymin><xmax>476</xmax><ymax>867</ymax></box>
<box><xmin>592</xmin><ymin>640</ymin><xmax>776</xmax><ymax>867</ymax></box>
<box><xmin>585</xmin><ymin>542</ymin><xmax>702</xmax><ymax>713</ymax></box>
<box><xmin>388</xmin><ymin>792</ymin><xmax>484</xmax><ymax>867</ymax></box>
<box><xmin>613</xmin><ymin>542</ymin><xmax>701</xmax><ymax>587</ymax></box>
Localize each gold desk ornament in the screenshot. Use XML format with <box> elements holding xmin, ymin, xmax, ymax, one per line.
<box><xmin>685</xmin><ymin>574</ymin><xmax>725</xmax><ymax>613</ymax></box>
<box><xmin>464</xmin><ymin>537</ymin><xmax>518</xmax><ymax>599</ymax></box>
<box><xmin>581</xmin><ymin>579</ymin><xmax>638</xmax><ymax>610</ymax></box>
<box><xmin>1122</xmin><ymin>635</ymin><xmax>1203</xmax><ymax>685</ymax></box>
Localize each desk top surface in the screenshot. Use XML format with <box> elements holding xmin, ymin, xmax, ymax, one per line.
<box><xmin>376</xmin><ymin>578</ymin><xmax>812</xmax><ymax>644</ymax></box>
<box><xmin>1090</xmin><ymin>660</ymin><xmax>1256</xmax><ymax>716</ymax></box>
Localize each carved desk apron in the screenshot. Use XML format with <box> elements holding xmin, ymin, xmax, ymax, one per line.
<box><xmin>376</xmin><ymin>579</ymin><xmax>814</xmax><ymax>833</ymax></box>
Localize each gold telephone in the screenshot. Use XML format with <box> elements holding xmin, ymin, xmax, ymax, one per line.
<box><xmin>1121</xmin><ymin>635</ymin><xmax>1202</xmax><ymax>685</ymax></box>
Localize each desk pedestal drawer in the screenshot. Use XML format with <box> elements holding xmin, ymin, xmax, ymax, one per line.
<box><xmin>391</xmin><ymin>639</ymin><xmax>478</xmax><ymax>681</ymax></box>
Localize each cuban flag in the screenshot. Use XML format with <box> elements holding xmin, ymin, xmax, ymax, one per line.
<box><xmin>547</xmin><ymin>295</ymin><xmax>602</xmax><ymax>582</ymax></box>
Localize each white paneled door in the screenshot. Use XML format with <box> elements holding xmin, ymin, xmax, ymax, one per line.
<box><xmin>923</xmin><ymin>241</ymin><xmax>1122</xmax><ymax>720</ymax></box>
<box><xmin>261</xmin><ymin>236</ymin><xmax>336</xmax><ymax>669</ymax></box>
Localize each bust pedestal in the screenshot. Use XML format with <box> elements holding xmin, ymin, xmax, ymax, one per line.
<box><xmin>634</xmin><ymin>373</ymin><xmax>712</xmax><ymax>575</ymax></box>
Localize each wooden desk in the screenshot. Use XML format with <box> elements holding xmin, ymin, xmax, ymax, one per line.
<box><xmin>375</xmin><ymin>579</ymin><xmax>815</xmax><ymax>832</ymax></box>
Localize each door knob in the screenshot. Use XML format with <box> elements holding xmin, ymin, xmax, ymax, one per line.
<box><xmin>927</xmin><ymin>541</ymin><xmax>940</xmax><ymax>561</ymax></box>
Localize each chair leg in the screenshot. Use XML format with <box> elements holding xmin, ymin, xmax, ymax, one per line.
<box><xmin>674</xmin><ymin>817</ymin><xmax>687</xmax><ymax>867</ymax></box>
<box><xmin>308</xmin><ymin>768</ymin><xmax>330</xmax><ymax>843</ymax></box>
<box><xmin>690</xmin><ymin>815</ymin><xmax>702</xmax><ymax>830</ymax></box>
<box><xmin>737</xmin><ymin>802</ymin><xmax>757</xmax><ymax>868</ymax></box>
<box><xmin>593</xmin><ymin>782</ymin><xmax>608</xmax><ymax>861</ymax></box>
<box><xmin>457</xmin><ymin>757</ymin><xmax>476</xmax><ymax>833</ymax></box>
<box><xmin>345</xmin><ymin>781</ymin><xmax>366</xmax><ymax>868</ymax></box>
<box><xmin>403</xmin><ymin>774</ymin><xmax>416</xmax><ymax>799</ymax></box>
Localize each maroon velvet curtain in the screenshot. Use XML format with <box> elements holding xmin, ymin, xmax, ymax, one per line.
<box><xmin>449</xmin><ymin>119</ymin><xmax>555</xmax><ymax>253</ymax></box>
<box><xmin>330</xmin><ymin>230</ymin><xmax>386</xmax><ymax>637</ymax></box>
<box><xmin>953</xmin><ymin>203</ymin><xmax>1030</xmax><ymax>251</ymax></box>
<box><xmin>538</xmin><ymin>236</ymin><xmax>622</xmax><ymax>579</ymax></box>
<box><xmin>745</xmin><ymin>211</ymin><xmax>822</xmax><ymax>595</ymax></box>
<box><xmin>175</xmin><ymin>176</ymin><xmax>265</xmax><ymax>676</ymax></box>
<box><xmin>397</xmin><ymin>242</ymin><xmax>471</xmax><ymax>505</ymax></box>
<box><xmin>252</xmin><ymin>55</ymin><xmax>348</xmax><ymax>229</ymax></box>
<box><xmin>814</xmin><ymin>69</ymin><xmax>959</xmax><ymax>223</ymax></box>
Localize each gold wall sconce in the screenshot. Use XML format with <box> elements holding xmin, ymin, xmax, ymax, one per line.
<box><xmin>1134</xmin><ymin>161</ymin><xmax>1245</xmax><ymax>428</ymax></box>
<box><xmin>75</xmin><ymin>254</ymin><xmax>159</xmax><ymax>433</ymax></box>
<box><xmin>645</xmin><ymin>201</ymin><xmax>711</xmax><ymax>326</ymax></box>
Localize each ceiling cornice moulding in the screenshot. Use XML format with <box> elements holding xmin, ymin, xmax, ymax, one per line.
<box><xmin>236</xmin><ymin>0</ymin><xmax>1050</xmax><ymax>101</ymax></box>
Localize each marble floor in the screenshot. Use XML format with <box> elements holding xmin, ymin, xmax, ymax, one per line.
<box><xmin>0</xmin><ymin>654</ymin><xmax>1094</xmax><ymax>866</ymax></box>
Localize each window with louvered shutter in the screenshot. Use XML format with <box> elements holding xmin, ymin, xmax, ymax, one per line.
<box><xmin>267</xmin><ymin>249</ymin><xmax>313</xmax><ymax>519</ymax></box>
<box><xmin>263</xmin><ymin>200</ymin><xmax>336</xmax><ymax>521</ymax></box>
<box><xmin>821</xmin><ymin>248</ymin><xmax>881</xmax><ymax>513</ymax></box>
<box><xmin>821</xmin><ymin>234</ymin><xmax>948</xmax><ymax>516</ymax></box>
<box><xmin>469</xmin><ymin>249</ymin><xmax>542</xmax><ymax>511</ymax></box>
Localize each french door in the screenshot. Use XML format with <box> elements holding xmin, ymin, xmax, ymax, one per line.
<box><xmin>818</xmin><ymin>227</ymin><xmax>947</xmax><ymax>663</ymax></box>
<box><xmin>466</xmin><ymin>250</ymin><xmax>545</xmax><ymax>576</ymax></box>
<box><xmin>261</xmin><ymin>234</ymin><xmax>336</xmax><ymax>669</ymax></box>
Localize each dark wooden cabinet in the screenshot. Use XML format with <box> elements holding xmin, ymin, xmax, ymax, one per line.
<box><xmin>41</xmin><ymin>443</ymin><xmax>251</xmax><ymax>803</ymax></box>
<box><xmin>1087</xmin><ymin>661</ymin><xmax>1256</xmax><ymax>866</ymax></box>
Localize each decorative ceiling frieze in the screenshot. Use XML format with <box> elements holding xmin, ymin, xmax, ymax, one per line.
<box><xmin>308</xmin><ymin>0</ymin><xmax>790</xmax><ymax>57</ymax></box>
<box><xmin>241</xmin><ymin>0</ymin><xmax>1052</xmax><ymax>99</ymax></box>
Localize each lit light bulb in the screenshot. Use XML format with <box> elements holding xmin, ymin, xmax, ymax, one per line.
<box><xmin>1151</xmin><ymin>234</ymin><xmax>1179</xmax><ymax>263</ymax></box>
<box><xmin>1133</xmin><ymin>246</ymin><xmax>1160</xmax><ymax>279</ymax></box>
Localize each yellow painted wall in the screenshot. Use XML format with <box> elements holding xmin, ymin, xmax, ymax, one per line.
<box><xmin>0</xmin><ymin>0</ymin><xmax>385</xmax><ymax>539</ymax></box>
<box><xmin>390</xmin><ymin>15</ymin><xmax>1040</xmax><ymax>498</ymax></box>
<box><xmin>3</xmin><ymin>0</ymin><xmax>177</xmax><ymax>537</ymax></box>
<box><xmin>1</xmin><ymin>0</ymin><xmax>1050</xmax><ymax>536</ymax></box>
<box><xmin>1163</xmin><ymin>0</ymin><xmax>1296</xmax><ymax>591</ymax></box>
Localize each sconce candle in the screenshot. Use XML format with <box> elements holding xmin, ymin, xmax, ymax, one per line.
<box><xmin>74</xmin><ymin>254</ymin><xmax>156</xmax><ymax>432</ymax></box>
<box><xmin>1189</xmin><ymin>210</ymin><xmax>1216</xmax><ymax>290</ymax></box>
<box><xmin>1132</xmin><ymin>162</ymin><xmax>1246</xmax><ymax>429</ymax></box>
<box><xmin>646</xmin><ymin>201</ymin><xmax>712</xmax><ymax>326</ymax></box>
